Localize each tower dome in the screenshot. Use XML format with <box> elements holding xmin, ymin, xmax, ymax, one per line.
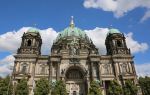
<box><xmin>107</xmin><ymin>28</ymin><xmax>121</xmax><ymax>36</ymax></box>
<box><xmin>25</xmin><ymin>27</ymin><xmax>40</xmax><ymax>36</ymax></box>
<box><xmin>27</xmin><ymin>27</ymin><xmax>39</xmax><ymax>33</ymax></box>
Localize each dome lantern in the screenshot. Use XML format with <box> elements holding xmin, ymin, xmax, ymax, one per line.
<box><xmin>70</xmin><ymin>16</ymin><xmax>75</xmax><ymax>28</ymax></box>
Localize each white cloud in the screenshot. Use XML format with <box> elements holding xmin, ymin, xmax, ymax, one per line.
<box><xmin>40</xmin><ymin>28</ymin><xmax>58</xmax><ymax>54</ymax></box>
<box><xmin>0</xmin><ymin>27</ymin><xmax>29</xmax><ymax>53</ymax></box>
<box><xmin>85</xmin><ymin>27</ymin><xmax>109</xmax><ymax>54</ymax></box>
<box><xmin>135</xmin><ymin>63</ymin><xmax>150</xmax><ymax>77</ymax></box>
<box><xmin>83</xmin><ymin>0</ymin><xmax>150</xmax><ymax>20</ymax></box>
<box><xmin>0</xmin><ymin>55</ymin><xmax>15</xmax><ymax>77</ymax></box>
<box><xmin>140</xmin><ymin>10</ymin><xmax>150</xmax><ymax>22</ymax></box>
<box><xmin>125</xmin><ymin>32</ymin><xmax>149</xmax><ymax>53</ymax></box>
<box><xmin>0</xmin><ymin>55</ymin><xmax>14</xmax><ymax>65</ymax></box>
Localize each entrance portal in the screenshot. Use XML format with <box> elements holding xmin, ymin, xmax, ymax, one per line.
<box><xmin>66</xmin><ymin>68</ymin><xmax>85</xmax><ymax>95</ymax></box>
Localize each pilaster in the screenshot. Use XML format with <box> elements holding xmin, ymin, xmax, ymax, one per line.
<box><xmin>56</xmin><ymin>62</ymin><xmax>60</xmax><ymax>80</ymax></box>
<box><xmin>49</xmin><ymin>61</ymin><xmax>52</xmax><ymax>82</ymax></box>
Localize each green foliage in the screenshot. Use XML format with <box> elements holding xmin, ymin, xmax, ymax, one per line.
<box><xmin>0</xmin><ymin>76</ymin><xmax>13</xmax><ymax>95</ymax></box>
<box><xmin>88</xmin><ymin>81</ymin><xmax>102</xmax><ymax>95</ymax></box>
<box><xmin>139</xmin><ymin>76</ymin><xmax>150</xmax><ymax>95</ymax></box>
<box><xmin>34</xmin><ymin>78</ymin><xmax>50</xmax><ymax>95</ymax></box>
<box><xmin>108</xmin><ymin>80</ymin><xmax>122</xmax><ymax>95</ymax></box>
<box><xmin>124</xmin><ymin>80</ymin><xmax>138</xmax><ymax>95</ymax></box>
<box><xmin>51</xmin><ymin>80</ymin><xmax>67</xmax><ymax>95</ymax></box>
<box><xmin>15</xmin><ymin>78</ymin><xmax>29</xmax><ymax>95</ymax></box>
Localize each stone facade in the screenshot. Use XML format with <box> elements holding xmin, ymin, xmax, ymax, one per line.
<box><xmin>12</xmin><ymin>19</ymin><xmax>142</xmax><ymax>95</ymax></box>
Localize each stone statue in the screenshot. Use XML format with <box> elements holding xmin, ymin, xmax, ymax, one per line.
<box><xmin>61</xmin><ymin>69</ymin><xmax>65</xmax><ymax>75</ymax></box>
<box><xmin>69</xmin><ymin>37</ymin><xmax>79</xmax><ymax>55</ymax></box>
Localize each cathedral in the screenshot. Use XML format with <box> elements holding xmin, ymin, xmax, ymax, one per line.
<box><xmin>12</xmin><ymin>17</ymin><xmax>142</xmax><ymax>95</ymax></box>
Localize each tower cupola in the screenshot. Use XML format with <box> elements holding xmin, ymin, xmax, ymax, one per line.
<box><xmin>17</xmin><ymin>27</ymin><xmax>42</xmax><ymax>55</ymax></box>
<box><xmin>105</xmin><ymin>28</ymin><xmax>130</xmax><ymax>55</ymax></box>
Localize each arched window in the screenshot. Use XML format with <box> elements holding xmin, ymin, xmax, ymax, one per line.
<box><xmin>21</xmin><ymin>63</ymin><xmax>28</xmax><ymax>74</ymax></box>
<box><xmin>27</xmin><ymin>39</ymin><xmax>31</xmax><ymax>46</ymax></box>
<box><xmin>66</xmin><ymin>69</ymin><xmax>83</xmax><ymax>79</ymax></box>
<box><xmin>117</xmin><ymin>40</ymin><xmax>122</xmax><ymax>47</ymax></box>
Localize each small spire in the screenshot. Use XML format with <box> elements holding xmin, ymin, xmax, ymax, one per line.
<box><xmin>70</xmin><ymin>16</ymin><xmax>75</xmax><ymax>28</ymax></box>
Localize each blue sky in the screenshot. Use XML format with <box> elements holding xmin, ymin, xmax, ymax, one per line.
<box><xmin>0</xmin><ymin>0</ymin><xmax>150</xmax><ymax>76</ymax></box>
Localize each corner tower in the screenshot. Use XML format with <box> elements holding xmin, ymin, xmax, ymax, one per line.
<box><xmin>105</xmin><ymin>28</ymin><xmax>130</xmax><ymax>55</ymax></box>
<box><xmin>104</xmin><ymin>28</ymin><xmax>140</xmax><ymax>95</ymax></box>
<box><xmin>13</xmin><ymin>28</ymin><xmax>43</xmax><ymax>95</ymax></box>
<box><xmin>17</xmin><ymin>28</ymin><xmax>42</xmax><ymax>55</ymax></box>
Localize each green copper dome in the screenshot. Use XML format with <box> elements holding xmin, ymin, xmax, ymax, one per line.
<box><xmin>107</xmin><ymin>28</ymin><xmax>121</xmax><ymax>35</ymax></box>
<box><xmin>59</xmin><ymin>27</ymin><xmax>86</xmax><ymax>38</ymax></box>
<box><xmin>27</xmin><ymin>27</ymin><xmax>39</xmax><ymax>33</ymax></box>
<box><xmin>56</xmin><ymin>17</ymin><xmax>88</xmax><ymax>41</ymax></box>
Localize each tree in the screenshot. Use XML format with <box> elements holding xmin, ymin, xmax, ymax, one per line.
<box><xmin>34</xmin><ymin>78</ymin><xmax>50</xmax><ymax>95</ymax></box>
<box><xmin>88</xmin><ymin>81</ymin><xmax>102</xmax><ymax>95</ymax></box>
<box><xmin>0</xmin><ymin>75</ymin><xmax>13</xmax><ymax>95</ymax></box>
<box><xmin>124</xmin><ymin>80</ymin><xmax>138</xmax><ymax>95</ymax></box>
<box><xmin>51</xmin><ymin>80</ymin><xmax>67</xmax><ymax>95</ymax></box>
<box><xmin>139</xmin><ymin>76</ymin><xmax>150</xmax><ymax>95</ymax></box>
<box><xmin>108</xmin><ymin>80</ymin><xmax>122</xmax><ymax>95</ymax></box>
<box><xmin>15</xmin><ymin>78</ymin><xmax>29</xmax><ymax>95</ymax></box>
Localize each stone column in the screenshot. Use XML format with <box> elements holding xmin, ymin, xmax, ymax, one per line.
<box><xmin>56</xmin><ymin>62</ymin><xmax>60</xmax><ymax>80</ymax></box>
<box><xmin>131</xmin><ymin>61</ymin><xmax>138</xmax><ymax>84</ymax></box>
<box><xmin>30</xmin><ymin>61</ymin><xmax>36</xmax><ymax>95</ymax></box>
<box><xmin>48</xmin><ymin>60</ymin><xmax>52</xmax><ymax>95</ymax></box>
<box><xmin>98</xmin><ymin>63</ymin><xmax>101</xmax><ymax>81</ymax></box>
<box><xmin>127</xmin><ymin>61</ymin><xmax>132</xmax><ymax>73</ymax></box>
<box><xmin>131</xmin><ymin>61</ymin><xmax>136</xmax><ymax>75</ymax></box>
<box><xmin>12</xmin><ymin>61</ymin><xmax>17</xmax><ymax>79</ymax></box>
<box><xmin>16</xmin><ymin>61</ymin><xmax>20</xmax><ymax>73</ymax></box>
<box><xmin>49</xmin><ymin>61</ymin><xmax>52</xmax><ymax>82</ymax></box>
<box><xmin>113</xmin><ymin>62</ymin><xmax>119</xmax><ymax>80</ymax></box>
<box><xmin>86</xmin><ymin>76</ymin><xmax>90</xmax><ymax>95</ymax></box>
